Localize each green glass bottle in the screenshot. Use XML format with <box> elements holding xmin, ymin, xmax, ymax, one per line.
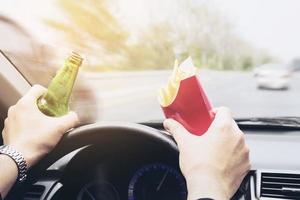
<box><xmin>37</xmin><ymin>52</ymin><xmax>83</xmax><ymax>117</ymax></box>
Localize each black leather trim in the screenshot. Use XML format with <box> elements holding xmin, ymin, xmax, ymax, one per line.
<box><xmin>197</xmin><ymin>198</ymin><xmax>213</xmax><ymax>200</ymax></box>
<box><xmin>197</xmin><ymin>199</ymin><xmax>214</xmax><ymax>200</ymax></box>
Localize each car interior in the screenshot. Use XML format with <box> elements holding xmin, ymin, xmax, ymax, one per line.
<box><xmin>2</xmin><ymin>0</ymin><xmax>300</xmax><ymax>199</ymax></box>
<box><xmin>1</xmin><ymin>50</ymin><xmax>300</xmax><ymax>200</ymax></box>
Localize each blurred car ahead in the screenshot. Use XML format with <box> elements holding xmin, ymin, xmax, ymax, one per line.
<box><xmin>289</xmin><ymin>58</ymin><xmax>300</xmax><ymax>72</ymax></box>
<box><xmin>253</xmin><ymin>63</ymin><xmax>292</xmax><ymax>90</ymax></box>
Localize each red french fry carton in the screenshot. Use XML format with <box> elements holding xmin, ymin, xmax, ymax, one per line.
<box><xmin>161</xmin><ymin>75</ymin><xmax>214</xmax><ymax>135</ymax></box>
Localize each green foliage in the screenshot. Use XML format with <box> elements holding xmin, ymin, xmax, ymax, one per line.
<box><xmin>124</xmin><ymin>24</ymin><xmax>175</xmax><ymax>70</ymax></box>
<box><xmin>45</xmin><ymin>0</ymin><xmax>273</xmax><ymax>71</ymax></box>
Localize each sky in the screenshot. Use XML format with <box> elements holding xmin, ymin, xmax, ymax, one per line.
<box><xmin>216</xmin><ymin>0</ymin><xmax>300</xmax><ymax>62</ymax></box>
<box><xmin>1</xmin><ymin>0</ymin><xmax>300</xmax><ymax>62</ymax></box>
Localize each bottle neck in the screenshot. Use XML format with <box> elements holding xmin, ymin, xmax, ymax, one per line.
<box><xmin>45</xmin><ymin>61</ymin><xmax>80</xmax><ymax>105</ymax></box>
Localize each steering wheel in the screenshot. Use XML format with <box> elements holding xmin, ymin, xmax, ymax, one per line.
<box><xmin>6</xmin><ymin>122</ymin><xmax>178</xmax><ymax>200</ymax></box>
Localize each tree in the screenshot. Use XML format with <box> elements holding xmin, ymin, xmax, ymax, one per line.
<box><xmin>45</xmin><ymin>0</ymin><xmax>175</xmax><ymax>71</ymax></box>
<box><xmin>124</xmin><ymin>23</ymin><xmax>175</xmax><ymax>70</ymax></box>
<box><xmin>170</xmin><ymin>1</ymin><xmax>274</xmax><ymax>70</ymax></box>
<box><xmin>45</xmin><ymin>0</ymin><xmax>273</xmax><ymax>71</ymax></box>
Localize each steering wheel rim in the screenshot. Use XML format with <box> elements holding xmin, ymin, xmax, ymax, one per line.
<box><xmin>6</xmin><ymin>122</ymin><xmax>178</xmax><ymax>200</ymax></box>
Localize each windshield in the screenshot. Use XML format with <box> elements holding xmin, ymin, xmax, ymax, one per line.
<box><xmin>0</xmin><ymin>0</ymin><xmax>299</xmax><ymax>123</ymax></box>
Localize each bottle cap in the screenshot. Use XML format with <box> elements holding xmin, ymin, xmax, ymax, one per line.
<box><xmin>69</xmin><ymin>52</ymin><xmax>83</xmax><ymax>66</ymax></box>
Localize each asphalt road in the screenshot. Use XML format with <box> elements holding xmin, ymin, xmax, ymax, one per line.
<box><xmin>82</xmin><ymin>70</ymin><xmax>300</xmax><ymax>122</ymax></box>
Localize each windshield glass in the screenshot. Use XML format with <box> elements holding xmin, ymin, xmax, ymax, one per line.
<box><xmin>0</xmin><ymin>0</ymin><xmax>299</xmax><ymax>123</ymax></box>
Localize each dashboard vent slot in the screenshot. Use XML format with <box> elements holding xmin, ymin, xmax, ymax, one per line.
<box><xmin>261</xmin><ymin>172</ymin><xmax>300</xmax><ymax>199</ymax></box>
<box><xmin>23</xmin><ymin>185</ymin><xmax>45</xmax><ymax>200</ymax></box>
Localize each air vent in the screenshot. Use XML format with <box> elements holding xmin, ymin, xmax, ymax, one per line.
<box><xmin>260</xmin><ymin>172</ymin><xmax>300</xmax><ymax>199</ymax></box>
<box><xmin>23</xmin><ymin>185</ymin><xmax>45</xmax><ymax>200</ymax></box>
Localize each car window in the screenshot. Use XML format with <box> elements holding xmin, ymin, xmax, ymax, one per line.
<box><xmin>0</xmin><ymin>0</ymin><xmax>299</xmax><ymax>123</ymax></box>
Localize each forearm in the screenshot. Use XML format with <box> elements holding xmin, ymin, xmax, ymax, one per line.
<box><xmin>0</xmin><ymin>155</ymin><xmax>18</xmax><ymax>198</ymax></box>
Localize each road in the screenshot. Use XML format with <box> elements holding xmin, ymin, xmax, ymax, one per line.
<box><xmin>81</xmin><ymin>70</ymin><xmax>300</xmax><ymax>122</ymax></box>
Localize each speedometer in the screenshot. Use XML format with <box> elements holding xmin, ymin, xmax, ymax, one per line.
<box><xmin>128</xmin><ymin>163</ymin><xmax>187</xmax><ymax>200</ymax></box>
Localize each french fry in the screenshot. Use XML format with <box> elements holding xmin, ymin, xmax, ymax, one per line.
<box><xmin>159</xmin><ymin>57</ymin><xmax>197</xmax><ymax>107</ymax></box>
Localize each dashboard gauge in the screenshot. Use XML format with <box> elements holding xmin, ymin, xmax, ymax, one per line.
<box><xmin>128</xmin><ymin>163</ymin><xmax>187</xmax><ymax>200</ymax></box>
<box><xmin>77</xmin><ymin>180</ymin><xmax>120</xmax><ymax>200</ymax></box>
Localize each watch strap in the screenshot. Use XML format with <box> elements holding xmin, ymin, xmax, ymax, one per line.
<box><xmin>0</xmin><ymin>145</ymin><xmax>28</xmax><ymax>182</ymax></box>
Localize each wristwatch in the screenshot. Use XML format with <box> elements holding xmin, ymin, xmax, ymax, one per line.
<box><xmin>0</xmin><ymin>145</ymin><xmax>28</xmax><ymax>182</ymax></box>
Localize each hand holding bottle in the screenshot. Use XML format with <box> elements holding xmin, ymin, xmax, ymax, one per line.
<box><xmin>2</xmin><ymin>85</ymin><xmax>79</xmax><ymax>168</ymax></box>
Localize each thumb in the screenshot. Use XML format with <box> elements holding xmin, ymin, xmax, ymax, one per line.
<box><xmin>163</xmin><ymin>119</ymin><xmax>190</xmax><ymax>148</ymax></box>
<box><xmin>55</xmin><ymin>111</ymin><xmax>80</xmax><ymax>133</ymax></box>
<box><xmin>209</xmin><ymin>107</ymin><xmax>233</xmax><ymax>132</ymax></box>
<box><xmin>26</xmin><ymin>85</ymin><xmax>47</xmax><ymax>100</ymax></box>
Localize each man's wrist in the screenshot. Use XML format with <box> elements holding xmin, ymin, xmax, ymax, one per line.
<box><xmin>0</xmin><ymin>153</ymin><xmax>18</xmax><ymax>174</ymax></box>
<box><xmin>7</xmin><ymin>142</ymin><xmax>38</xmax><ymax>168</ymax></box>
<box><xmin>0</xmin><ymin>145</ymin><xmax>28</xmax><ymax>182</ymax></box>
<box><xmin>186</xmin><ymin>172</ymin><xmax>228</xmax><ymax>200</ymax></box>
<box><xmin>0</xmin><ymin>154</ymin><xmax>18</xmax><ymax>197</ymax></box>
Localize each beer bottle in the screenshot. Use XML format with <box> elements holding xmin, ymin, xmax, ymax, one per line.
<box><xmin>37</xmin><ymin>52</ymin><xmax>83</xmax><ymax>117</ymax></box>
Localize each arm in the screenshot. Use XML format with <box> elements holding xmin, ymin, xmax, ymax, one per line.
<box><xmin>164</xmin><ymin>107</ymin><xmax>250</xmax><ymax>200</ymax></box>
<box><xmin>0</xmin><ymin>85</ymin><xmax>79</xmax><ymax>198</ymax></box>
<box><xmin>0</xmin><ymin>155</ymin><xmax>17</xmax><ymax>198</ymax></box>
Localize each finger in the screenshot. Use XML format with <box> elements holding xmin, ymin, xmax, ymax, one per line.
<box><xmin>25</xmin><ymin>85</ymin><xmax>47</xmax><ymax>100</ymax></box>
<box><xmin>214</xmin><ymin>107</ymin><xmax>238</xmax><ymax>128</ymax></box>
<box><xmin>163</xmin><ymin>119</ymin><xmax>190</xmax><ymax>147</ymax></box>
<box><xmin>211</xmin><ymin>107</ymin><xmax>219</xmax><ymax>114</ymax></box>
<box><xmin>232</xmin><ymin>119</ymin><xmax>242</xmax><ymax>133</ymax></box>
<box><xmin>55</xmin><ymin>111</ymin><xmax>80</xmax><ymax>133</ymax></box>
<box><xmin>211</xmin><ymin>107</ymin><xmax>229</xmax><ymax>114</ymax></box>
<box><xmin>209</xmin><ymin>107</ymin><xmax>233</xmax><ymax>131</ymax></box>
<box><xmin>213</xmin><ymin>108</ymin><xmax>242</xmax><ymax>135</ymax></box>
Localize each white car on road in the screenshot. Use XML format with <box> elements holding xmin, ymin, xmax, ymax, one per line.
<box><xmin>254</xmin><ymin>63</ymin><xmax>292</xmax><ymax>90</ymax></box>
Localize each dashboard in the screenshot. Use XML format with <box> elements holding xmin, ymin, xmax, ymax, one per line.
<box><xmin>9</xmin><ymin>122</ymin><xmax>300</xmax><ymax>200</ymax></box>
<box><xmin>60</xmin><ymin>146</ymin><xmax>186</xmax><ymax>200</ymax></box>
